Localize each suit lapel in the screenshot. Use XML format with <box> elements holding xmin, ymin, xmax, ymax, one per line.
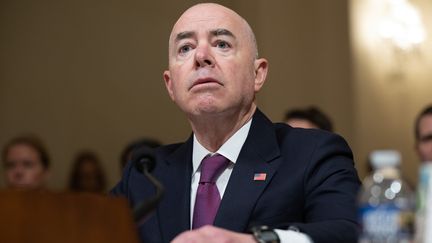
<box><xmin>214</xmin><ymin>109</ymin><xmax>282</xmax><ymax>232</ymax></box>
<box><xmin>156</xmin><ymin>137</ymin><xmax>193</xmax><ymax>242</ymax></box>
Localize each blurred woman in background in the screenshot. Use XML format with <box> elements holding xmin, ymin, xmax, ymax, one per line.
<box><xmin>2</xmin><ymin>135</ymin><xmax>51</xmax><ymax>190</ymax></box>
<box><xmin>68</xmin><ymin>151</ymin><xmax>106</xmax><ymax>193</ymax></box>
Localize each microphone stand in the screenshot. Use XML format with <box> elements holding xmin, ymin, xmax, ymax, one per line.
<box><xmin>133</xmin><ymin>164</ymin><xmax>165</xmax><ymax>226</ymax></box>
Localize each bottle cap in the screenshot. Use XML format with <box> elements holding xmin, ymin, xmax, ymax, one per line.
<box><xmin>369</xmin><ymin>150</ymin><xmax>401</xmax><ymax>169</ymax></box>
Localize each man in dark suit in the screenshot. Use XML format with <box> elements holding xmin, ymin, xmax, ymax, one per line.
<box><xmin>111</xmin><ymin>3</ymin><xmax>360</xmax><ymax>243</ymax></box>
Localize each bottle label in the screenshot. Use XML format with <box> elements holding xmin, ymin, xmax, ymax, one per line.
<box><xmin>359</xmin><ymin>204</ymin><xmax>414</xmax><ymax>242</ymax></box>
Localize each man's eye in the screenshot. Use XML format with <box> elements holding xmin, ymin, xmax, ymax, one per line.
<box><xmin>216</xmin><ymin>41</ymin><xmax>230</xmax><ymax>49</ymax></box>
<box><xmin>420</xmin><ymin>134</ymin><xmax>432</xmax><ymax>143</ymax></box>
<box><xmin>179</xmin><ymin>45</ymin><xmax>192</xmax><ymax>54</ymax></box>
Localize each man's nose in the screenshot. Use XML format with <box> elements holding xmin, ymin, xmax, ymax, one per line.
<box><xmin>12</xmin><ymin>169</ymin><xmax>24</xmax><ymax>180</ymax></box>
<box><xmin>195</xmin><ymin>44</ymin><xmax>215</xmax><ymax>68</ymax></box>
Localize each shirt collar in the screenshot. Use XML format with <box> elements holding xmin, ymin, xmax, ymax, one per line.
<box><xmin>192</xmin><ymin>118</ymin><xmax>252</xmax><ymax>174</ymax></box>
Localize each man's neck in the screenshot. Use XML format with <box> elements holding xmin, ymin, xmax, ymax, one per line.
<box><xmin>189</xmin><ymin>105</ymin><xmax>256</xmax><ymax>152</ymax></box>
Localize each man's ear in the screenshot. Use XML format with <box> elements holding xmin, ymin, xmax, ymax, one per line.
<box><xmin>253</xmin><ymin>58</ymin><xmax>268</xmax><ymax>92</ymax></box>
<box><xmin>163</xmin><ymin>70</ymin><xmax>175</xmax><ymax>101</ymax></box>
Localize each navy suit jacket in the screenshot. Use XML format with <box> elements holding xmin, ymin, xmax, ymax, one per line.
<box><xmin>111</xmin><ymin>109</ymin><xmax>361</xmax><ymax>243</ymax></box>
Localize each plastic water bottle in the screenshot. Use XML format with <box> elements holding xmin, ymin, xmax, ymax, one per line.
<box><xmin>358</xmin><ymin>150</ymin><xmax>415</xmax><ymax>243</ymax></box>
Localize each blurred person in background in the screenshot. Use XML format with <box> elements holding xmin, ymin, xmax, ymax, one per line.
<box><xmin>284</xmin><ymin>106</ymin><xmax>333</xmax><ymax>132</ymax></box>
<box><xmin>119</xmin><ymin>137</ymin><xmax>161</xmax><ymax>171</ymax></box>
<box><xmin>68</xmin><ymin>151</ymin><xmax>107</xmax><ymax>193</ymax></box>
<box><xmin>2</xmin><ymin>135</ymin><xmax>50</xmax><ymax>190</ymax></box>
<box><xmin>414</xmin><ymin>104</ymin><xmax>432</xmax><ymax>162</ymax></box>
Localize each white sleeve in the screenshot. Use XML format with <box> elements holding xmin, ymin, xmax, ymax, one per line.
<box><xmin>274</xmin><ymin>229</ymin><xmax>313</xmax><ymax>243</ymax></box>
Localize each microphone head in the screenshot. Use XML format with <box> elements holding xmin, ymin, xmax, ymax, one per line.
<box><xmin>131</xmin><ymin>146</ymin><xmax>156</xmax><ymax>173</ymax></box>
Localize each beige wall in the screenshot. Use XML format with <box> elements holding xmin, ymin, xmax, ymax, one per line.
<box><xmin>350</xmin><ymin>0</ymin><xmax>432</xmax><ymax>185</ymax></box>
<box><xmin>3</xmin><ymin>0</ymin><xmax>424</xmax><ymax>190</ymax></box>
<box><xmin>0</xmin><ymin>0</ymin><xmax>198</xmax><ymax>189</ymax></box>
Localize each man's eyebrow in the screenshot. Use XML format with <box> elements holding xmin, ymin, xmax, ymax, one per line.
<box><xmin>175</xmin><ymin>31</ymin><xmax>195</xmax><ymax>43</ymax></box>
<box><xmin>174</xmin><ymin>29</ymin><xmax>235</xmax><ymax>43</ymax></box>
<box><xmin>210</xmin><ymin>28</ymin><xmax>235</xmax><ymax>38</ymax></box>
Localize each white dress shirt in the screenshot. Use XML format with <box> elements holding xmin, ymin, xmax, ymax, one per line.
<box><xmin>190</xmin><ymin>118</ymin><xmax>313</xmax><ymax>243</ymax></box>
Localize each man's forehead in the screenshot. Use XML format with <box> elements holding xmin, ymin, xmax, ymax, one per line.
<box><xmin>420</xmin><ymin>115</ymin><xmax>432</xmax><ymax>132</ymax></box>
<box><xmin>178</xmin><ymin>3</ymin><xmax>241</xmax><ymax>22</ymax></box>
<box><xmin>170</xmin><ymin>4</ymin><xmax>245</xmax><ymax>38</ymax></box>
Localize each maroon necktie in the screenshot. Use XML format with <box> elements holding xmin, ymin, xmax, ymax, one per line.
<box><xmin>192</xmin><ymin>154</ymin><xmax>229</xmax><ymax>229</ymax></box>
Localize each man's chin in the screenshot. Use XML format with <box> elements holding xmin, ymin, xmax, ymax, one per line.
<box><xmin>188</xmin><ymin>100</ymin><xmax>222</xmax><ymax>115</ymax></box>
<box><xmin>193</xmin><ymin>107</ymin><xmax>221</xmax><ymax>116</ymax></box>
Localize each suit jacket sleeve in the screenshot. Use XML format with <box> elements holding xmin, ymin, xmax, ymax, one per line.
<box><xmin>288</xmin><ymin>132</ymin><xmax>360</xmax><ymax>243</ymax></box>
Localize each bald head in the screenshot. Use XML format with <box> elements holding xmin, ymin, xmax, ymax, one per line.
<box><xmin>168</xmin><ymin>3</ymin><xmax>258</xmax><ymax>60</ymax></box>
<box><xmin>162</xmin><ymin>2</ymin><xmax>269</xmax><ymax>120</ymax></box>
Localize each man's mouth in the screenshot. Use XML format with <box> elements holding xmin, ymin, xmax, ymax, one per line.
<box><xmin>190</xmin><ymin>77</ymin><xmax>222</xmax><ymax>90</ymax></box>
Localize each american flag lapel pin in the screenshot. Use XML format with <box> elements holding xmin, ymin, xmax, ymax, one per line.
<box><xmin>253</xmin><ymin>172</ymin><xmax>267</xmax><ymax>181</ymax></box>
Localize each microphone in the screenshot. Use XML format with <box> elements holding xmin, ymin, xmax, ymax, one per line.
<box><xmin>131</xmin><ymin>146</ymin><xmax>164</xmax><ymax>225</ymax></box>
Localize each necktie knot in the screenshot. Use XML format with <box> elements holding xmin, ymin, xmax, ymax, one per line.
<box><xmin>199</xmin><ymin>154</ymin><xmax>229</xmax><ymax>184</ymax></box>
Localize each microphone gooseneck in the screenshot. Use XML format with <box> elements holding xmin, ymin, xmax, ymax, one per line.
<box><xmin>131</xmin><ymin>147</ymin><xmax>164</xmax><ymax>225</ymax></box>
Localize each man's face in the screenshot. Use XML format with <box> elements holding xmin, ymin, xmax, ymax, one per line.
<box><xmin>163</xmin><ymin>4</ymin><xmax>267</xmax><ymax>117</ymax></box>
<box><xmin>416</xmin><ymin>114</ymin><xmax>432</xmax><ymax>162</ymax></box>
<box><xmin>3</xmin><ymin>144</ymin><xmax>48</xmax><ymax>190</ymax></box>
